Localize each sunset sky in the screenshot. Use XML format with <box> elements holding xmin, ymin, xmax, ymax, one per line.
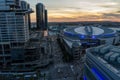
<box><xmin>25</xmin><ymin>0</ymin><xmax>120</xmax><ymax>22</ymax></box>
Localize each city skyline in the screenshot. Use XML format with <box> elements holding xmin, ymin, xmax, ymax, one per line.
<box><xmin>26</xmin><ymin>0</ymin><xmax>120</xmax><ymax>22</ymax></box>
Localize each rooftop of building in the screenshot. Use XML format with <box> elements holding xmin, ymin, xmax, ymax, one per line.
<box><xmin>86</xmin><ymin>45</ymin><xmax>120</xmax><ymax>79</ymax></box>
<box><xmin>63</xmin><ymin>38</ymin><xmax>81</xmax><ymax>48</ymax></box>
<box><xmin>64</xmin><ymin>26</ymin><xmax>117</xmax><ymax>39</ymax></box>
<box><xmin>0</xmin><ymin>0</ymin><xmax>33</xmax><ymax>13</ymax></box>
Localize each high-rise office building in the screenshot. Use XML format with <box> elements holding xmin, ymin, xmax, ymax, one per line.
<box><xmin>28</xmin><ymin>4</ymin><xmax>32</xmax><ymax>30</ymax></box>
<box><xmin>21</xmin><ymin>1</ymin><xmax>28</xmax><ymax>10</ymax></box>
<box><xmin>45</xmin><ymin>9</ymin><xmax>48</xmax><ymax>30</ymax></box>
<box><xmin>36</xmin><ymin>3</ymin><xmax>48</xmax><ymax>30</ymax></box>
<box><xmin>0</xmin><ymin>0</ymin><xmax>32</xmax><ymax>70</ymax></box>
<box><xmin>36</xmin><ymin>3</ymin><xmax>45</xmax><ymax>30</ymax></box>
<box><xmin>0</xmin><ymin>0</ymin><xmax>20</xmax><ymax>10</ymax></box>
<box><xmin>21</xmin><ymin>1</ymin><xmax>32</xmax><ymax>30</ymax></box>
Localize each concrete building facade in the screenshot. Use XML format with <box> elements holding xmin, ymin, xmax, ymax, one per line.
<box><xmin>0</xmin><ymin>0</ymin><xmax>34</xmax><ymax>71</ymax></box>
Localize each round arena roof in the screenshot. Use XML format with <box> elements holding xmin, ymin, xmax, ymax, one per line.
<box><xmin>74</xmin><ymin>27</ymin><xmax>104</xmax><ymax>35</ymax></box>
<box><xmin>64</xmin><ymin>26</ymin><xmax>116</xmax><ymax>39</ymax></box>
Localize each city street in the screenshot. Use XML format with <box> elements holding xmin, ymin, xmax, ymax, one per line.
<box><xmin>41</xmin><ymin>35</ymin><xmax>84</xmax><ymax>80</ymax></box>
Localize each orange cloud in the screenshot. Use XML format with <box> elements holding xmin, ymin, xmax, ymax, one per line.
<box><xmin>30</xmin><ymin>9</ymin><xmax>120</xmax><ymax>22</ymax></box>
<box><xmin>30</xmin><ymin>13</ymin><xmax>36</xmax><ymax>22</ymax></box>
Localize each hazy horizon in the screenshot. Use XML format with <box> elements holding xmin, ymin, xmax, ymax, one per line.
<box><xmin>25</xmin><ymin>0</ymin><xmax>120</xmax><ymax>22</ymax></box>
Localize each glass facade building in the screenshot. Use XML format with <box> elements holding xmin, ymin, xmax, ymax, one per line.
<box><xmin>0</xmin><ymin>0</ymin><xmax>20</xmax><ymax>10</ymax></box>
<box><xmin>36</xmin><ymin>3</ymin><xmax>48</xmax><ymax>30</ymax></box>
<box><xmin>0</xmin><ymin>0</ymin><xmax>32</xmax><ymax>70</ymax></box>
<box><xmin>0</xmin><ymin>12</ymin><xmax>29</xmax><ymax>43</ymax></box>
<box><xmin>45</xmin><ymin>9</ymin><xmax>48</xmax><ymax>30</ymax></box>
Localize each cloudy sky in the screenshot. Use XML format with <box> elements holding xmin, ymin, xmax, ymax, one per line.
<box><xmin>25</xmin><ymin>0</ymin><xmax>120</xmax><ymax>22</ymax></box>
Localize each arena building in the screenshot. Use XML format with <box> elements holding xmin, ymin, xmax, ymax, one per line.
<box><xmin>63</xmin><ymin>26</ymin><xmax>120</xmax><ymax>46</ymax></box>
<box><xmin>58</xmin><ymin>26</ymin><xmax>120</xmax><ymax>60</ymax></box>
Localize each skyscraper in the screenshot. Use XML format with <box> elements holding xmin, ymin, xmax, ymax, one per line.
<box><xmin>28</xmin><ymin>4</ymin><xmax>32</xmax><ymax>30</ymax></box>
<box><xmin>21</xmin><ymin>1</ymin><xmax>32</xmax><ymax>30</ymax></box>
<box><xmin>36</xmin><ymin>3</ymin><xmax>45</xmax><ymax>30</ymax></box>
<box><xmin>36</xmin><ymin>3</ymin><xmax>48</xmax><ymax>30</ymax></box>
<box><xmin>0</xmin><ymin>0</ymin><xmax>20</xmax><ymax>10</ymax></box>
<box><xmin>0</xmin><ymin>0</ymin><xmax>32</xmax><ymax>69</ymax></box>
<box><xmin>45</xmin><ymin>9</ymin><xmax>48</xmax><ymax>30</ymax></box>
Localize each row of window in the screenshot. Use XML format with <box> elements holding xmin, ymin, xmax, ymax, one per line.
<box><xmin>0</xmin><ymin>22</ymin><xmax>25</xmax><ymax>24</ymax></box>
<box><xmin>0</xmin><ymin>39</ymin><xmax>26</xmax><ymax>42</ymax></box>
